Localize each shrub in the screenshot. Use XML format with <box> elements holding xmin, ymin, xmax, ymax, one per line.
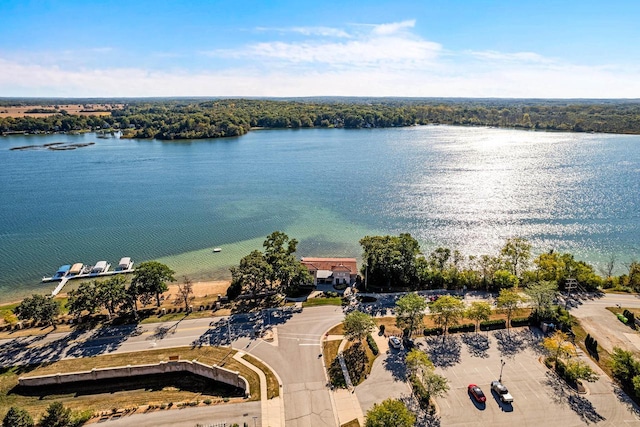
<box><xmin>379</xmin><ymin>324</ymin><xmax>385</xmax><ymax>334</ymax></box>
<box><xmin>511</xmin><ymin>317</ymin><xmax>531</xmax><ymax>327</ymax></box>
<box><xmin>366</xmin><ymin>334</ymin><xmax>379</xmax><ymax>355</ymax></box>
<box><xmin>480</xmin><ymin>319</ymin><xmax>506</xmax><ymax>331</ymax></box>
<box><xmin>617</xmin><ymin>313</ymin><xmax>628</xmax><ymax>324</ymax></box>
<box><xmin>423</xmin><ymin>327</ymin><xmax>443</xmax><ymax>336</ymax></box>
<box><xmin>409</xmin><ymin>374</ymin><xmax>430</xmax><ymax>409</ymax></box>
<box><xmin>203</xmin><ymin>399</ymin><xmax>212</xmax><ymax>405</ymax></box>
<box><xmin>160</xmin><ymin>403</ymin><xmax>166</xmax><ymax>410</ymax></box>
<box><xmin>328</xmin><ymin>357</ymin><xmax>346</xmax><ymax>388</ymax></box>
<box><xmin>226</xmin><ymin>280</ymin><xmax>242</xmax><ymax>300</ymax></box>
<box><xmin>448</xmin><ymin>323</ymin><xmax>475</xmax><ymax>334</ymax></box>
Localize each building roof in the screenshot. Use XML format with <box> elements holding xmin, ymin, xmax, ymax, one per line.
<box><xmin>301</xmin><ymin>257</ymin><xmax>358</xmax><ymax>274</ymax></box>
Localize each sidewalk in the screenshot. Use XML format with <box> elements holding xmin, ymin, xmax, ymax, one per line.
<box><xmin>329</xmin><ymin>336</ymin><xmax>365</xmax><ymax>426</ymax></box>
<box><xmin>234</xmin><ymin>352</ymin><xmax>285</xmax><ymax>427</ymax></box>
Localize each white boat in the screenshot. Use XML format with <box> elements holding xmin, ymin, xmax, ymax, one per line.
<box><xmin>213</xmin><ymin>248</ymin><xmax>222</xmax><ymax>253</ymax></box>
<box><xmin>91</xmin><ymin>261</ymin><xmax>110</xmax><ymax>275</ymax></box>
<box><xmin>116</xmin><ymin>257</ymin><xmax>134</xmax><ymax>271</ymax></box>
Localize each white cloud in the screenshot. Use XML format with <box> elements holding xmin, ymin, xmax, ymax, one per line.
<box><xmin>256</xmin><ymin>26</ymin><xmax>351</xmax><ymax>38</ymax></box>
<box><xmin>371</xmin><ymin>19</ymin><xmax>416</xmax><ymax>35</ymax></box>
<box><xmin>2</xmin><ymin>19</ymin><xmax>640</xmax><ymax>98</ymax></box>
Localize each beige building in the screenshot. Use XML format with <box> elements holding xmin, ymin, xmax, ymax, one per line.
<box><xmin>301</xmin><ymin>257</ymin><xmax>358</xmax><ymax>286</ymax></box>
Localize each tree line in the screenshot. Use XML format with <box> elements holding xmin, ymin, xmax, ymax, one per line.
<box><xmin>3</xmin><ymin>98</ymin><xmax>640</xmax><ymax>138</ymax></box>
<box><xmin>360</xmin><ymin>234</ymin><xmax>637</xmax><ymax>293</ymax></box>
<box><xmin>13</xmin><ymin>261</ymin><xmax>177</xmax><ymax>327</ymax></box>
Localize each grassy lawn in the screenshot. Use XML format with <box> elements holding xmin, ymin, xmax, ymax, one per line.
<box><xmin>323</xmin><ymin>339</ymin><xmax>342</xmax><ymax>370</ymax></box>
<box><xmin>0</xmin><ymin>346</ymin><xmax>260</xmax><ymax>422</ymax></box>
<box><xmin>341</xmin><ymin>419</ymin><xmax>361</xmax><ymax>427</ymax></box>
<box><xmin>326</xmin><ymin>323</ymin><xmax>344</xmax><ymax>335</ymax></box>
<box><xmin>242</xmin><ymin>354</ymin><xmax>279</xmax><ymax>399</ymax></box>
<box><xmin>572</xmin><ymin>318</ymin><xmax>614</xmax><ymax>379</ymax></box>
<box><xmin>303</xmin><ymin>297</ymin><xmax>343</xmax><ymax>307</ymax></box>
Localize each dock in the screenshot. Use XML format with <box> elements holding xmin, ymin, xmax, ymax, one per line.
<box><xmin>45</xmin><ymin>258</ymin><xmax>135</xmax><ymax>297</ymax></box>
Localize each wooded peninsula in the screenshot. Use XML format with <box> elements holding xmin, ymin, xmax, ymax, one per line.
<box><xmin>2</xmin><ymin>97</ymin><xmax>640</xmax><ymax>139</ymax></box>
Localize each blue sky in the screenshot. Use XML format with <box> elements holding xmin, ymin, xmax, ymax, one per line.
<box><xmin>1</xmin><ymin>0</ymin><xmax>639</xmax><ymax>97</ymax></box>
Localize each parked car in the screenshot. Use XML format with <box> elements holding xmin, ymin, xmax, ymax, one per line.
<box><xmin>468</xmin><ymin>384</ymin><xmax>486</xmax><ymax>403</ymax></box>
<box><xmin>490</xmin><ymin>380</ymin><xmax>514</xmax><ymax>403</ymax></box>
<box><xmin>389</xmin><ymin>336</ymin><xmax>402</xmax><ymax>349</ymax></box>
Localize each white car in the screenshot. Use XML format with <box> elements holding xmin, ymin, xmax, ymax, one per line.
<box><xmin>491</xmin><ymin>380</ymin><xmax>514</xmax><ymax>403</ymax></box>
<box><xmin>389</xmin><ymin>336</ymin><xmax>402</xmax><ymax>349</ymax></box>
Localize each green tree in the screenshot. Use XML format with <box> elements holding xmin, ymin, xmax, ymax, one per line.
<box><xmin>430</xmin><ymin>295</ymin><xmax>465</xmax><ymax>342</ymax></box>
<box><xmin>360</xmin><ymin>234</ymin><xmax>420</xmax><ymax>289</ymax></box>
<box><xmin>343</xmin><ymin>311</ymin><xmax>376</xmax><ymax>342</ymax></box>
<box><xmin>395</xmin><ymin>292</ymin><xmax>427</xmax><ymax>337</ymax></box>
<box><xmin>97</xmin><ymin>276</ymin><xmax>128</xmax><ymax>319</ymax></box>
<box><xmin>496</xmin><ymin>288</ymin><xmax>527</xmax><ymax>332</ymax></box>
<box><xmin>262</xmin><ymin>231</ymin><xmax>298</xmax><ymax>291</ymax></box>
<box><xmin>501</xmin><ymin>237</ymin><xmax>531</xmax><ymax>277</ymax></box>
<box><xmin>564</xmin><ymin>359</ymin><xmax>599</xmax><ymax>383</ymax></box>
<box><xmin>66</xmin><ymin>281</ymin><xmax>99</xmax><ymax>319</ymax></box>
<box><xmin>130</xmin><ymin>261</ymin><xmax>175</xmax><ymax>307</ymax></box>
<box><xmin>229</xmin><ymin>250</ymin><xmax>272</xmax><ymax>302</ymax></box>
<box><xmin>40</xmin><ymin>402</ymin><xmax>71</xmax><ymax>427</ymax></box>
<box><xmin>14</xmin><ymin>294</ymin><xmax>60</xmax><ymax>328</ymax></box>
<box><xmin>465</xmin><ymin>301</ymin><xmax>492</xmax><ymax>334</ymax></box>
<box><xmin>422</xmin><ymin>369</ymin><xmax>450</xmax><ymax>400</ymax></box>
<box><xmin>406</xmin><ymin>348</ymin><xmax>434</xmax><ymax>377</ymax></box>
<box><xmin>610</xmin><ymin>347</ymin><xmax>640</xmax><ymax>386</ymax></box>
<box><xmin>364</xmin><ymin>398</ymin><xmax>415</xmax><ymax>427</ymax></box>
<box><xmin>493</xmin><ymin>269</ymin><xmax>519</xmax><ymax>289</ymax></box>
<box><xmin>524</xmin><ymin>281</ymin><xmax>558</xmax><ymax>319</ymax></box>
<box><xmin>2</xmin><ymin>407</ymin><xmax>34</xmax><ymax>427</ymax></box>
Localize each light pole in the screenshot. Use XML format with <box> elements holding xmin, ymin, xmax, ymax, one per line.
<box><xmin>499</xmin><ymin>358</ymin><xmax>506</xmax><ymax>382</ymax></box>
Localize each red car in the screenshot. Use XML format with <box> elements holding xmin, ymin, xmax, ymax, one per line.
<box><xmin>468</xmin><ymin>384</ymin><xmax>486</xmax><ymax>403</ymax></box>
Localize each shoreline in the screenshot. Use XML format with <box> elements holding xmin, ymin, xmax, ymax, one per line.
<box><xmin>0</xmin><ymin>278</ymin><xmax>232</xmax><ymax>307</ymax></box>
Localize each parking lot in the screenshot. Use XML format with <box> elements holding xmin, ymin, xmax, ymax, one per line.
<box><xmin>426</xmin><ymin>329</ymin><xmax>639</xmax><ymax>426</ymax></box>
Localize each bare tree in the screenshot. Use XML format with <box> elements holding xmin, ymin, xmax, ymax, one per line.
<box><xmin>175</xmin><ymin>276</ymin><xmax>195</xmax><ymax>311</ymax></box>
<box><xmin>599</xmin><ymin>254</ymin><xmax>615</xmax><ymax>278</ymax></box>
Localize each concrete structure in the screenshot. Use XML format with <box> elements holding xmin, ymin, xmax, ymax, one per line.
<box><xmin>18</xmin><ymin>359</ymin><xmax>249</xmax><ymax>396</ymax></box>
<box><xmin>301</xmin><ymin>257</ymin><xmax>358</xmax><ymax>286</ymax></box>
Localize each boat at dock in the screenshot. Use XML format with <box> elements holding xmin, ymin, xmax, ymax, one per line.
<box><xmin>42</xmin><ymin>258</ymin><xmax>135</xmax><ymax>283</ymax></box>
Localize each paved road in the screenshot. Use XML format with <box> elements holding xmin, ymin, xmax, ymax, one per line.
<box><xmin>0</xmin><ymin>306</ymin><xmax>345</xmax><ymax>427</ymax></box>
<box><xmin>235</xmin><ymin>306</ymin><xmax>345</xmax><ymax>427</ymax></box>
<box><xmin>569</xmin><ymin>293</ymin><xmax>640</xmax><ymax>357</ymax></box>
<box><xmin>102</xmin><ymin>401</ymin><xmax>261</xmax><ymax>427</ymax></box>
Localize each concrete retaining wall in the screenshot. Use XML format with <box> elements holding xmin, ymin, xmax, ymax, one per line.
<box><xmin>18</xmin><ymin>359</ymin><xmax>249</xmax><ymax>396</ymax></box>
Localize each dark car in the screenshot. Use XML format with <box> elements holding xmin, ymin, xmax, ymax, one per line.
<box><xmin>468</xmin><ymin>384</ymin><xmax>486</xmax><ymax>403</ymax></box>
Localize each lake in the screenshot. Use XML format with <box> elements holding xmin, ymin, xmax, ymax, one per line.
<box><xmin>0</xmin><ymin>126</ymin><xmax>639</xmax><ymax>301</ymax></box>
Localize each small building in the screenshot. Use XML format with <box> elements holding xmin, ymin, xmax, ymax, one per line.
<box><xmin>300</xmin><ymin>257</ymin><xmax>358</xmax><ymax>286</ymax></box>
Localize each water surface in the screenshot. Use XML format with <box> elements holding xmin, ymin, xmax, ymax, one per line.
<box><xmin>1</xmin><ymin>126</ymin><xmax>638</xmax><ymax>301</ymax></box>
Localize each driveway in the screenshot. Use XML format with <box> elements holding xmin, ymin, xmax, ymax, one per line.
<box><xmin>355</xmin><ymin>334</ymin><xmax>412</xmax><ymax>413</ymax></box>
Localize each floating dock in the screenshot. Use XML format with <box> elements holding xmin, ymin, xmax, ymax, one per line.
<box><xmin>44</xmin><ymin>258</ymin><xmax>135</xmax><ymax>296</ymax></box>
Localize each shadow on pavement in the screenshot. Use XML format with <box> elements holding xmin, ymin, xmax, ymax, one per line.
<box><xmin>461</xmin><ymin>333</ymin><xmax>490</xmax><ymax>358</ymax></box>
<box><xmin>381</xmin><ymin>349</ymin><xmax>407</xmax><ymax>381</ymax></box>
<box><xmin>543</xmin><ymin>371</ymin><xmax>606</xmax><ymax>424</ymax></box>
<box><xmin>424</xmin><ymin>336</ymin><xmax>461</xmax><ymax>368</ymax></box>
<box><xmin>400</xmin><ymin>393</ymin><xmax>441</xmax><ymax>427</ymax></box>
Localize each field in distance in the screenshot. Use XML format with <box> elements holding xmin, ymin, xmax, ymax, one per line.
<box><xmin>0</xmin><ymin>104</ymin><xmax>123</xmax><ymax>118</ymax></box>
